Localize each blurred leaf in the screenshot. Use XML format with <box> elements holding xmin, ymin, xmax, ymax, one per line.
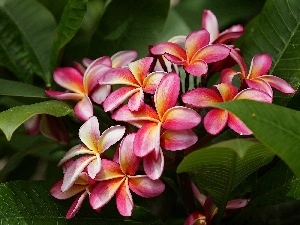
<box><xmin>177</xmin><ymin>139</ymin><xmax>274</xmax><ymax>223</ymax></box>
<box><xmin>0</xmin><ymin>0</ymin><xmax>56</xmax><ymax>84</ymax></box>
<box><xmin>214</xmin><ymin>99</ymin><xmax>300</xmax><ymax>178</ymax></box>
<box><xmin>51</xmin><ymin>0</ymin><xmax>88</xmax><ymax>70</ymax></box>
<box><xmin>88</xmin><ymin>0</ymin><xmax>170</xmax><ymax>58</ymax></box>
<box><xmin>235</xmin><ymin>0</ymin><xmax>300</xmax><ymax>105</ymax></box>
<box><xmin>0</xmin><ymin>79</ymin><xmax>46</xmax><ymax>98</ymax></box>
<box><xmin>0</xmin><ymin>100</ymin><xmax>73</xmax><ymax>141</ymax></box>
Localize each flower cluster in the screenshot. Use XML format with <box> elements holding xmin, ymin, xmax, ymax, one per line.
<box><xmin>47</xmin><ymin>10</ymin><xmax>295</xmax><ymax>222</ymax></box>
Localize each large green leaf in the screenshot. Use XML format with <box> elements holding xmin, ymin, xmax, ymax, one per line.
<box><xmin>0</xmin><ymin>100</ymin><xmax>73</xmax><ymax>141</ymax></box>
<box><xmin>0</xmin><ymin>180</ymin><xmax>149</xmax><ymax>224</ymax></box>
<box><xmin>0</xmin><ymin>0</ymin><xmax>56</xmax><ymax>84</ymax></box>
<box><xmin>236</xmin><ymin>0</ymin><xmax>300</xmax><ymax>105</ymax></box>
<box><xmin>177</xmin><ymin>139</ymin><xmax>274</xmax><ymax>223</ymax></box>
<box><xmin>88</xmin><ymin>0</ymin><xmax>170</xmax><ymax>58</ymax></box>
<box><xmin>214</xmin><ymin>99</ymin><xmax>300</xmax><ymax>178</ymax></box>
<box><xmin>51</xmin><ymin>0</ymin><xmax>87</xmax><ymax>70</ymax></box>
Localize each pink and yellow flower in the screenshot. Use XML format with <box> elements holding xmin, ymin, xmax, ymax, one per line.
<box><xmin>150</xmin><ymin>29</ymin><xmax>230</xmax><ymax>77</ymax></box>
<box><xmin>182</xmin><ymin>83</ymin><xmax>272</xmax><ymax>135</ymax></box>
<box><xmin>58</xmin><ymin>116</ymin><xmax>125</xmax><ymax>192</ymax></box>
<box><xmin>89</xmin><ymin>133</ymin><xmax>165</xmax><ymax>216</ymax></box>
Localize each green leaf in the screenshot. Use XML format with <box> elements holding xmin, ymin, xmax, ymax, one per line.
<box><xmin>0</xmin><ymin>100</ymin><xmax>73</xmax><ymax>141</ymax></box>
<box><xmin>0</xmin><ymin>79</ymin><xmax>46</xmax><ymax>98</ymax></box>
<box><xmin>0</xmin><ymin>180</ymin><xmax>147</xmax><ymax>224</ymax></box>
<box><xmin>177</xmin><ymin>138</ymin><xmax>274</xmax><ymax>222</ymax></box>
<box><xmin>0</xmin><ymin>0</ymin><xmax>56</xmax><ymax>84</ymax></box>
<box><xmin>51</xmin><ymin>0</ymin><xmax>87</xmax><ymax>70</ymax></box>
<box><xmin>88</xmin><ymin>0</ymin><xmax>170</xmax><ymax>58</ymax></box>
<box><xmin>214</xmin><ymin>99</ymin><xmax>300</xmax><ymax>178</ymax></box>
<box><xmin>235</xmin><ymin>0</ymin><xmax>300</xmax><ymax>105</ymax></box>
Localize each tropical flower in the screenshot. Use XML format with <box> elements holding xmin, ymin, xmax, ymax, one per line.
<box><xmin>58</xmin><ymin>116</ymin><xmax>125</xmax><ymax>192</ymax></box>
<box><xmin>89</xmin><ymin>133</ymin><xmax>165</xmax><ymax>216</ymax></box>
<box><xmin>99</xmin><ymin>57</ymin><xmax>165</xmax><ymax>112</ymax></box>
<box><xmin>150</xmin><ymin>29</ymin><xmax>230</xmax><ymax>77</ymax></box>
<box><xmin>221</xmin><ymin>52</ymin><xmax>296</xmax><ymax>97</ymax></box>
<box><xmin>182</xmin><ymin>83</ymin><xmax>272</xmax><ymax>135</ymax></box>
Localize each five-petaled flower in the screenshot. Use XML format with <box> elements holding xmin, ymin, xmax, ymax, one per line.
<box><xmin>89</xmin><ymin>133</ymin><xmax>165</xmax><ymax>216</ymax></box>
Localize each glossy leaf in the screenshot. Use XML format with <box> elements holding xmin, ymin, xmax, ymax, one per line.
<box><xmin>0</xmin><ymin>100</ymin><xmax>73</xmax><ymax>141</ymax></box>
<box><xmin>177</xmin><ymin>138</ymin><xmax>274</xmax><ymax>221</ymax></box>
<box><xmin>0</xmin><ymin>0</ymin><xmax>56</xmax><ymax>84</ymax></box>
<box><xmin>51</xmin><ymin>0</ymin><xmax>87</xmax><ymax>70</ymax></box>
<box><xmin>214</xmin><ymin>99</ymin><xmax>300</xmax><ymax>178</ymax></box>
<box><xmin>235</xmin><ymin>0</ymin><xmax>300</xmax><ymax>105</ymax></box>
<box><xmin>88</xmin><ymin>0</ymin><xmax>170</xmax><ymax>58</ymax></box>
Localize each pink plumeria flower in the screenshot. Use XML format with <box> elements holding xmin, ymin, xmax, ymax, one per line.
<box><xmin>150</xmin><ymin>29</ymin><xmax>230</xmax><ymax>77</ymax></box>
<box><xmin>182</xmin><ymin>83</ymin><xmax>272</xmax><ymax>135</ymax></box>
<box><xmin>221</xmin><ymin>52</ymin><xmax>296</xmax><ymax>97</ymax></box>
<box><xmin>58</xmin><ymin>116</ymin><xmax>125</xmax><ymax>192</ymax></box>
<box><xmin>99</xmin><ymin>57</ymin><xmax>165</xmax><ymax>112</ymax></box>
<box><xmin>184</xmin><ymin>211</ymin><xmax>207</xmax><ymax>225</ymax></box>
<box><xmin>89</xmin><ymin>133</ymin><xmax>165</xmax><ymax>216</ymax></box>
<box><xmin>202</xmin><ymin>10</ymin><xmax>244</xmax><ymax>44</ymax></box>
<box><xmin>51</xmin><ymin>162</ymin><xmax>97</xmax><ymax>219</ymax></box>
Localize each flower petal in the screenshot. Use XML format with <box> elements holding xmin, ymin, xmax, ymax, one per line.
<box><xmin>191</xmin><ymin>44</ymin><xmax>230</xmax><ymax>63</ymax></box>
<box><xmin>143</xmin><ymin>71</ymin><xmax>166</xmax><ymax>94</ymax></box>
<box><xmin>143</xmin><ymin>149</ymin><xmax>164</xmax><ymax>180</ymax></box>
<box><xmin>128</xmin><ymin>87</ymin><xmax>144</xmax><ymax>111</ymax></box>
<box><xmin>87</xmin><ymin>153</ymin><xmax>102</xmax><ymax>179</ymax></box>
<box><xmin>134</xmin><ymin>122</ymin><xmax>161</xmax><ymax>158</ymax></box>
<box><xmin>111</xmin><ymin>50</ymin><xmax>138</xmax><ymax>68</ymax></box>
<box><xmin>90</xmin><ymin>84</ymin><xmax>111</xmax><ymax>104</ymax></box>
<box><xmin>53</xmin><ymin>67</ymin><xmax>84</xmax><ymax>93</ymax></box>
<box><xmin>202</xmin><ymin>10</ymin><xmax>219</xmax><ymax>43</ymax></box>
<box><xmin>66</xmin><ymin>191</ymin><xmax>88</xmax><ymax>219</ymax></box>
<box><xmin>90</xmin><ymin>177</ymin><xmax>124</xmax><ymax>210</ymax></box>
<box><xmin>204</xmin><ymin>108</ymin><xmax>228</xmax><ymax>135</ymax></box>
<box><xmin>182</xmin><ymin>87</ymin><xmax>223</xmax><ymax>107</ymax></box>
<box><xmin>162</xmin><ymin>106</ymin><xmax>201</xmax><ymax>130</ymax></box>
<box><xmin>235</xmin><ymin>88</ymin><xmax>273</xmax><ymax>103</ymax></box>
<box><xmin>220</xmin><ymin>68</ymin><xmax>240</xmax><ymax>84</ymax></box>
<box><xmin>185</xmin><ymin>29</ymin><xmax>210</xmax><ymax>60</ymax></box>
<box><xmin>24</xmin><ymin>115</ymin><xmax>40</xmax><ymax>136</ymax></box>
<box><xmin>161</xmin><ymin>130</ymin><xmax>198</xmax><ymax>150</ymax></box>
<box><xmin>129</xmin><ymin>176</ymin><xmax>165</xmax><ymax>197</ymax></box>
<box><xmin>184</xmin><ymin>60</ymin><xmax>208</xmax><ymax>77</ymax></box>
<box><xmin>259</xmin><ymin>75</ymin><xmax>296</xmax><ymax>94</ymax></box>
<box><xmin>245</xmin><ymin>78</ymin><xmax>273</xmax><ymax>97</ymax></box>
<box><xmin>150</xmin><ymin>42</ymin><xmax>186</xmax><ymax>61</ymax></box>
<box><xmin>215</xmin><ymin>83</ymin><xmax>238</xmax><ymax>102</ymax></box>
<box><xmin>45</xmin><ymin>90</ymin><xmax>83</xmax><ymax>100</ymax></box>
<box><xmin>99</xmin><ymin>68</ymin><xmax>138</xmax><ymax>86</ymax></box>
<box><xmin>227</xmin><ymin>113</ymin><xmax>252</xmax><ymax>135</ymax></box>
<box><xmin>116</xmin><ymin>179</ymin><xmax>134</xmax><ymax>216</ymax></box>
<box><xmin>248</xmin><ymin>53</ymin><xmax>272</xmax><ymax>79</ymax></box>
<box><xmin>50</xmin><ymin>180</ymin><xmax>86</xmax><ymax>200</ymax></box>
<box><xmin>84</xmin><ymin>64</ymin><xmax>111</xmax><ymax>93</ymax></box>
<box><xmin>74</xmin><ymin>95</ymin><xmax>94</xmax><ymax>121</ymax></box>
<box><xmin>98</xmin><ymin>125</ymin><xmax>126</xmax><ymax>153</ymax></box>
<box><xmin>226</xmin><ymin>198</ymin><xmax>250</xmax><ymax>209</ymax></box>
<box><xmin>79</xmin><ymin>116</ymin><xmax>100</xmax><ymax>151</ymax></box>
<box><xmin>155</xmin><ymin>72</ymin><xmax>180</xmax><ymax>119</ymax></box>
<box><xmin>58</xmin><ymin>144</ymin><xmax>92</xmax><ymax>166</ymax></box>
<box><xmin>94</xmin><ymin>159</ymin><xmax>123</xmax><ymax>181</ymax></box>
<box><xmin>129</xmin><ymin>57</ymin><xmax>153</xmax><ymax>86</ymax></box>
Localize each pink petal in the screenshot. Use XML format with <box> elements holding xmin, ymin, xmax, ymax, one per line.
<box><xmin>204</xmin><ymin>108</ymin><xmax>228</xmax><ymax>135</ymax></box>
<box><xmin>128</xmin><ymin>87</ymin><xmax>144</xmax><ymax>111</ymax></box>
<box><xmin>191</xmin><ymin>44</ymin><xmax>230</xmax><ymax>63</ymax></box>
<box><xmin>248</xmin><ymin>53</ymin><xmax>272</xmax><ymax>79</ymax></box>
<box><xmin>99</xmin><ymin>68</ymin><xmax>139</xmax><ymax>86</ymax></box>
<box><xmin>129</xmin><ymin>57</ymin><xmax>153</xmax><ymax>86</ymax></box>
<box><xmin>45</xmin><ymin>90</ymin><xmax>83</xmax><ymax>100</ymax></box>
<box><xmin>103</xmin><ymin>86</ymin><xmax>139</xmax><ymax>112</ymax></box>
<box><xmin>215</xmin><ymin>83</ymin><xmax>238</xmax><ymax>102</ymax></box>
<box><xmin>129</xmin><ymin>175</ymin><xmax>165</xmax><ymax>197</ymax></box>
<box><xmin>90</xmin><ymin>84</ymin><xmax>111</xmax><ymax>104</ymax></box>
<box><xmin>134</xmin><ymin>122</ymin><xmax>161</xmax><ymax>158</ymax></box>
<box><xmin>94</xmin><ymin>159</ymin><xmax>123</xmax><ymax>181</ymax></box>
<box><xmin>191</xmin><ymin>182</ymin><xmax>207</xmax><ymax>206</ymax></box>
<box><xmin>111</xmin><ymin>50</ymin><xmax>138</xmax><ymax>68</ymax></box>
<box><xmin>116</xmin><ymin>179</ymin><xmax>134</xmax><ymax>216</ymax></box>
<box><xmin>215</xmin><ymin>29</ymin><xmax>244</xmax><ymax>44</ymax></box>
<box><xmin>184</xmin><ymin>60</ymin><xmax>208</xmax><ymax>77</ymax></box>
<box><xmin>184</xmin><ymin>211</ymin><xmax>206</xmax><ymax>225</ymax></box>
<box><xmin>202</xmin><ymin>10</ymin><xmax>219</xmax><ymax>43</ymax></box>
<box><xmin>50</xmin><ymin>180</ymin><xmax>86</xmax><ymax>200</ymax></box>
<box><xmin>98</xmin><ymin>125</ymin><xmax>126</xmax><ymax>153</ymax></box>
<box><xmin>150</xmin><ymin>42</ymin><xmax>186</xmax><ymax>61</ymax></box>
<box><xmin>226</xmin><ymin>198</ymin><xmax>250</xmax><ymax>210</ymax></box>
<box><xmin>74</xmin><ymin>95</ymin><xmax>93</xmax><ymax>121</ymax></box>
<box><xmin>220</xmin><ymin>68</ymin><xmax>240</xmax><ymax>84</ymax></box>
<box><xmin>86</xmin><ymin>56</ymin><xmax>112</xmax><ymax>68</ymax></box>
<box><xmin>161</xmin><ymin>130</ymin><xmax>198</xmax><ymax>150</ymax></box>
<box><xmin>245</xmin><ymin>79</ymin><xmax>273</xmax><ymax>97</ymax></box>
<box><xmin>53</xmin><ymin>67</ymin><xmax>84</xmax><ymax>93</ymax></box>
<box><xmin>229</xmin><ymin>48</ymin><xmax>247</xmax><ymax>76</ymax></box>
<box><xmin>87</xmin><ymin>153</ymin><xmax>102</xmax><ymax>179</ymax></box>
<box><xmin>155</xmin><ymin>72</ymin><xmax>180</xmax><ymax>119</ymax></box>
<box><xmin>90</xmin><ymin>178</ymin><xmax>124</xmax><ymax>210</ymax></box>
<box><xmin>228</xmin><ymin>113</ymin><xmax>252</xmax><ymax>135</ymax></box>
<box><xmin>79</xmin><ymin>116</ymin><xmax>100</xmax><ymax>152</ymax></box>
<box><xmin>260</xmin><ymin>75</ymin><xmax>296</xmax><ymax>94</ymax></box>
<box><xmin>142</xmin><ymin>71</ymin><xmax>166</xmax><ymax>94</ymax></box>
<box><xmin>235</xmin><ymin>88</ymin><xmax>273</xmax><ymax>103</ymax></box>
<box><xmin>143</xmin><ymin>149</ymin><xmax>164</xmax><ymax>180</ymax></box>
<box><xmin>58</xmin><ymin>144</ymin><xmax>92</xmax><ymax>166</ymax></box>
<box><xmin>185</xmin><ymin>29</ymin><xmax>210</xmax><ymax>60</ymax></box>
<box><xmin>24</xmin><ymin>115</ymin><xmax>40</xmax><ymax>136</ymax></box>
<box><xmin>162</xmin><ymin>106</ymin><xmax>201</xmax><ymax>130</ymax></box>
<box><xmin>168</xmin><ymin>35</ymin><xmax>186</xmax><ymax>44</ymax></box>
<box><xmin>119</xmin><ymin>133</ymin><xmax>141</xmax><ymax>175</ymax></box>
<box><xmin>84</xmin><ymin>64</ymin><xmax>111</xmax><ymax>93</ymax></box>
<box><xmin>66</xmin><ymin>191</ymin><xmax>88</xmax><ymax>219</ymax></box>
<box><xmin>164</xmin><ymin>53</ymin><xmax>186</xmax><ymax>65</ymax></box>
<box><xmin>182</xmin><ymin>87</ymin><xmax>223</xmax><ymax>107</ymax></box>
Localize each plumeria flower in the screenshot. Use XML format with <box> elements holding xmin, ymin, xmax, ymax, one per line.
<box><xmin>150</xmin><ymin>29</ymin><xmax>230</xmax><ymax>77</ymax></box>
<box><xmin>112</xmin><ymin>72</ymin><xmax>201</xmax><ymax>178</ymax></box>
<box><xmin>182</xmin><ymin>83</ymin><xmax>272</xmax><ymax>135</ymax></box>
<box><xmin>58</xmin><ymin>116</ymin><xmax>125</xmax><ymax>192</ymax></box>
<box><xmin>89</xmin><ymin>133</ymin><xmax>165</xmax><ymax>216</ymax></box>
<box><xmin>99</xmin><ymin>57</ymin><xmax>165</xmax><ymax>112</ymax></box>
<box><xmin>184</xmin><ymin>211</ymin><xmax>207</xmax><ymax>225</ymax></box>
<box><xmin>221</xmin><ymin>52</ymin><xmax>296</xmax><ymax>97</ymax></box>
<box><xmin>51</xmin><ymin>161</ymin><xmax>97</xmax><ymax>219</ymax></box>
